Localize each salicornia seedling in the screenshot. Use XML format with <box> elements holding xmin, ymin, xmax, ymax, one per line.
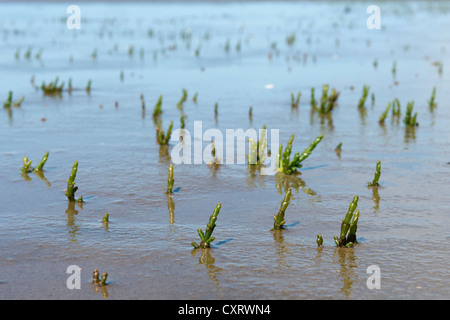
<box><xmin>34</xmin><ymin>151</ymin><xmax>49</xmax><ymax>172</ymax></box>
<box><xmin>334</xmin><ymin>195</ymin><xmax>360</xmax><ymax>248</ymax></box>
<box><xmin>403</xmin><ymin>101</ymin><xmax>418</xmax><ymax>126</ymax></box>
<box><xmin>153</xmin><ymin>95</ymin><xmax>163</xmax><ymax>117</ymax></box>
<box><xmin>277</xmin><ymin>134</ymin><xmax>323</xmax><ymax>175</ymax></box>
<box><xmin>379</xmin><ymin>103</ymin><xmax>391</xmax><ymax>124</ymax></box>
<box><xmin>191</xmin><ymin>203</ymin><xmax>222</xmax><ymax>249</ymax></box>
<box><xmin>428</xmin><ymin>86</ymin><xmax>437</xmax><ymax>109</ymax></box>
<box><xmin>291</xmin><ymin>92</ymin><xmax>301</xmax><ymax>108</ymax></box>
<box><xmin>41</xmin><ymin>77</ymin><xmax>64</xmax><ymax>95</ymax></box>
<box><xmin>21</xmin><ymin>157</ymin><xmax>33</xmax><ymax>173</ymax></box>
<box><xmin>316</xmin><ymin>233</ymin><xmax>323</xmax><ymax>247</ymax></box>
<box><xmin>312</xmin><ymin>84</ymin><xmax>340</xmax><ymax>114</ymax></box>
<box><xmin>273</xmin><ymin>187</ymin><xmax>291</xmax><ymax>230</ymax></box>
<box><xmin>166</xmin><ymin>164</ymin><xmax>174</xmax><ymax>193</ymax></box>
<box><xmin>358</xmin><ymin>85</ymin><xmax>370</xmax><ymax>108</ymax></box>
<box><xmin>248</xmin><ymin>125</ymin><xmax>267</xmax><ymax>165</ymax></box>
<box><xmin>368</xmin><ymin>160</ymin><xmax>381</xmax><ymax>187</ymax></box>
<box><xmin>65</xmin><ymin>160</ymin><xmax>82</xmax><ymax>202</ymax></box>
<box><xmin>21</xmin><ymin>151</ymin><xmax>49</xmax><ymax>173</ymax></box>
<box><xmin>156</xmin><ymin>121</ymin><xmax>173</xmax><ymax>145</ymax></box>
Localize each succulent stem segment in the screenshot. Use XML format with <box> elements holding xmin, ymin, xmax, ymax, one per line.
<box><xmin>334</xmin><ymin>195</ymin><xmax>360</xmax><ymax>247</ymax></box>
<box><xmin>156</xmin><ymin>120</ymin><xmax>173</xmax><ymax>145</ymax></box>
<box><xmin>65</xmin><ymin>161</ymin><xmax>81</xmax><ymax>202</ymax></box>
<box><xmin>316</xmin><ymin>233</ymin><xmax>323</xmax><ymax>247</ymax></box>
<box><xmin>273</xmin><ymin>187</ymin><xmax>291</xmax><ymax>229</ymax></box>
<box><xmin>379</xmin><ymin>103</ymin><xmax>391</xmax><ymax>124</ymax></box>
<box><xmin>92</xmin><ymin>269</ymin><xmax>108</xmax><ymax>286</ymax></box>
<box><xmin>291</xmin><ymin>92</ymin><xmax>301</xmax><ymax>108</ymax></box>
<box><xmin>41</xmin><ymin>77</ymin><xmax>64</xmax><ymax>95</ymax></box>
<box><xmin>248</xmin><ymin>125</ymin><xmax>267</xmax><ymax>165</ymax></box>
<box><xmin>312</xmin><ymin>84</ymin><xmax>340</xmax><ymax>114</ymax></box>
<box><xmin>428</xmin><ymin>86</ymin><xmax>437</xmax><ymax>109</ymax></box>
<box><xmin>21</xmin><ymin>151</ymin><xmax>49</xmax><ymax>173</ymax></box>
<box><xmin>191</xmin><ymin>203</ymin><xmax>221</xmax><ymax>249</ymax></box>
<box><xmin>4</xmin><ymin>91</ymin><xmax>25</xmax><ymax>108</ymax></box>
<box><xmin>166</xmin><ymin>165</ymin><xmax>174</xmax><ymax>194</ymax></box>
<box><xmin>153</xmin><ymin>95</ymin><xmax>163</xmax><ymax>117</ymax></box>
<box><xmin>102</xmin><ymin>212</ymin><xmax>109</xmax><ymax>223</ymax></box>
<box><xmin>391</xmin><ymin>98</ymin><xmax>401</xmax><ymax>116</ymax></box>
<box><xmin>403</xmin><ymin>101</ymin><xmax>418</xmax><ymax>126</ymax></box>
<box><xmin>368</xmin><ymin>160</ymin><xmax>381</xmax><ymax>187</ymax></box>
<box><xmin>357</xmin><ymin>85</ymin><xmax>370</xmax><ymax>109</ymax></box>
<box><xmin>34</xmin><ymin>151</ymin><xmax>49</xmax><ymax>172</ymax></box>
<box><xmin>277</xmin><ymin>134</ymin><xmax>323</xmax><ymax>175</ymax></box>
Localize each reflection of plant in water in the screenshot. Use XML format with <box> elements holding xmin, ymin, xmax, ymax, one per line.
<box><xmin>371</xmin><ymin>185</ymin><xmax>380</xmax><ymax>213</ymax></box>
<box><xmin>334</xmin><ymin>246</ymin><xmax>358</xmax><ymax>298</ymax></box>
<box><xmin>275</xmin><ymin>172</ymin><xmax>318</xmax><ymax>198</ymax></box>
<box><xmin>271</xmin><ymin>229</ymin><xmax>290</xmax><ymax>269</ymax></box>
<box><xmin>167</xmin><ymin>194</ymin><xmax>175</xmax><ymax>224</ymax></box>
<box><xmin>65</xmin><ymin>201</ymin><xmax>81</xmax><ymax>242</ymax></box>
<box><xmin>191</xmin><ymin>248</ymin><xmax>222</xmax><ymax>287</ymax></box>
<box><xmin>166</xmin><ymin>164</ymin><xmax>174</xmax><ymax>194</ymax></box>
<box><xmin>404</xmin><ymin>126</ymin><xmax>416</xmax><ymax>144</ymax></box>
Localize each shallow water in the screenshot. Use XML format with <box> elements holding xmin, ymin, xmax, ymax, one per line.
<box><xmin>0</xmin><ymin>1</ymin><xmax>449</xmax><ymax>299</ymax></box>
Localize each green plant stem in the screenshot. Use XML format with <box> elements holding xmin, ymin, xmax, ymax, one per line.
<box><xmin>337</xmin><ymin>195</ymin><xmax>359</xmax><ymax>246</ymax></box>
<box><xmin>368</xmin><ymin>160</ymin><xmax>381</xmax><ymax>187</ymax></box>
<box><xmin>191</xmin><ymin>203</ymin><xmax>221</xmax><ymax>249</ymax></box>
<box><xmin>34</xmin><ymin>151</ymin><xmax>49</xmax><ymax>172</ymax></box>
<box><xmin>166</xmin><ymin>165</ymin><xmax>174</xmax><ymax>193</ymax></box>
<box><xmin>21</xmin><ymin>157</ymin><xmax>32</xmax><ymax>173</ymax></box>
<box><xmin>65</xmin><ymin>161</ymin><xmax>79</xmax><ymax>202</ymax></box>
<box><xmin>273</xmin><ymin>187</ymin><xmax>291</xmax><ymax>229</ymax></box>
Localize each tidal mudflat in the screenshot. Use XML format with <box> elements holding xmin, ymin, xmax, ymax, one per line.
<box><xmin>0</xmin><ymin>1</ymin><xmax>449</xmax><ymax>299</ymax></box>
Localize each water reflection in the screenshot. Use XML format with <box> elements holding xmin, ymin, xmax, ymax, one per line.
<box><xmin>333</xmin><ymin>247</ymin><xmax>358</xmax><ymax>298</ymax></box>
<box><xmin>191</xmin><ymin>248</ymin><xmax>222</xmax><ymax>287</ymax></box>
<box><xmin>370</xmin><ymin>186</ymin><xmax>380</xmax><ymax>213</ymax></box>
<box><xmin>246</xmin><ymin>164</ymin><xmax>266</xmax><ymax>189</ymax></box>
<box><xmin>21</xmin><ymin>170</ymin><xmax>51</xmax><ymax>187</ymax></box>
<box><xmin>167</xmin><ymin>194</ymin><xmax>175</xmax><ymax>224</ymax></box>
<box><xmin>404</xmin><ymin>126</ymin><xmax>416</xmax><ymax>144</ymax></box>
<box><xmin>271</xmin><ymin>229</ymin><xmax>290</xmax><ymax>269</ymax></box>
<box><xmin>65</xmin><ymin>201</ymin><xmax>82</xmax><ymax>242</ymax></box>
<box><xmin>93</xmin><ymin>282</ymin><xmax>109</xmax><ymax>298</ymax></box>
<box><xmin>275</xmin><ymin>172</ymin><xmax>318</xmax><ymax>199</ymax></box>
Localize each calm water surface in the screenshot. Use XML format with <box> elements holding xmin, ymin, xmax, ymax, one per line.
<box><xmin>0</xmin><ymin>1</ymin><xmax>449</xmax><ymax>299</ymax></box>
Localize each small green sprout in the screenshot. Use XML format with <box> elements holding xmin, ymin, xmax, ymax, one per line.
<box><xmin>358</xmin><ymin>85</ymin><xmax>370</xmax><ymax>108</ymax></box>
<box><xmin>428</xmin><ymin>86</ymin><xmax>437</xmax><ymax>109</ymax></box>
<box><xmin>291</xmin><ymin>92</ymin><xmax>301</xmax><ymax>108</ymax></box>
<box><xmin>191</xmin><ymin>203</ymin><xmax>222</xmax><ymax>249</ymax></box>
<box><xmin>391</xmin><ymin>98</ymin><xmax>401</xmax><ymax>116</ymax></box>
<box><xmin>177</xmin><ymin>88</ymin><xmax>188</xmax><ymax>110</ymax></box>
<box><xmin>403</xmin><ymin>101</ymin><xmax>418</xmax><ymax>126</ymax></box>
<box><xmin>4</xmin><ymin>91</ymin><xmax>24</xmax><ymax>108</ymax></box>
<box><xmin>334</xmin><ymin>195</ymin><xmax>360</xmax><ymax>248</ymax></box>
<box><xmin>93</xmin><ymin>269</ymin><xmax>108</xmax><ymax>286</ymax></box>
<box><xmin>316</xmin><ymin>233</ymin><xmax>323</xmax><ymax>247</ymax></box>
<box><xmin>41</xmin><ymin>77</ymin><xmax>64</xmax><ymax>95</ymax></box>
<box><xmin>153</xmin><ymin>95</ymin><xmax>163</xmax><ymax>117</ymax></box>
<box><xmin>277</xmin><ymin>134</ymin><xmax>323</xmax><ymax>175</ymax></box>
<box><xmin>166</xmin><ymin>164</ymin><xmax>174</xmax><ymax>194</ymax></box>
<box><xmin>273</xmin><ymin>187</ymin><xmax>291</xmax><ymax>230</ymax></box>
<box><xmin>156</xmin><ymin>121</ymin><xmax>173</xmax><ymax>145</ymax></box>
<box><xmin>248</xmin><ymin>125</ymin><xmax>267</xmax><ymax>165</ymax></box>
<box><xmin>34</xmin><ymin>151</ymin><xmax>49</xmax><ymax>172</ymax></box>
<box><xmin>21</xmin><ymin>157</ymin><xmax>33</xmax><ymax>173</ymax></box>
<box><xmin>312</xmin><ymin>84</ymin><xmax>340</xmax><ymax>114</ymax></box>
<box><xmin>65</xmin><ymin>161</ymin><xmax>82</xmax><ymax>202</ymax></box>
<box><xmin>192</xmin><ymin>92</ymin><xmax>198</xmax><ymax>103</ymax></box>
<box><xmin>86</xmin><ymin>79</ymin><xmax>92</xmax><ymax>94</ymax></box>
<box><xmin>379</xmin><ymin>102</ymin><xmax>391</xmax><ymax>124</ymax></box>
<box><xmin>214</xmin><ymin>103</ymin><xmax>218</xmax><ymax>118</ymax></box>
<box><xmin>102</xmin><ymin>212</ymin><xmax>109</xmax><ymax>223</ymax></box>
<box><xmin>368</xmin><ymin>160</ymin><xmax>381</xmax><ymax>187</ymax></box>
<box><xmin>310</xmin><ymin>87</ymin><xmax>316</xmax><ymax>109</ymax></box>
<box><xmin>335</xmin><ymin>142</ymin><xmax>342</xmax><ymax>152</ymax></box>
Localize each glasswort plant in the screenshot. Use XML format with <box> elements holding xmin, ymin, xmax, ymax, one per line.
<box><xmin>191</xmin><ymin>203</ymin><xmax>222</xmax><ymax>249</ymax></box>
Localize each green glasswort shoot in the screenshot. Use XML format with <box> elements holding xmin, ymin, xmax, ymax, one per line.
<box><xmin>334</xmin><ymin>195</ymin><xmax>360</xmax><ymax>248</ymax></box>
<box><xmin>312</xmin><ymin>84</ymin><xmax>340</xmax><ymax>114</ymax></box>
<box><xmin>153</xmin><ymin>95</ymin><xmax>163</xmax><ymax>117</ymax></box>
<box><xmin>93</xmin><ymin>269</ymin><xmax>108</xmax><ymax>286</ymax></box>
<box><xmin>34</xmin><ymin>151</ymin><xmax>49</xmax><ymax>172</ymax></box>
<box><xmin>214</xmin><ymin>103</ymin><xmax>218</xmax><ymax>118</ymax></box>
<box><xmin>403</xmin><ymin>101</ymin><xmax>418</xmax><ymax>126</ymax></box>
<box><xmin>177</xmin><ymin>89</ymin><xmax>188</xmax><ymax>109</ymax></box>
<box><xmin>277</xmin><ymin>134</ymin><xmax>323</xmax><ymax>175</ymax></box>
<box><xmin>21</xmin><ymin>157</ymin><xmax>33</xmax><ymax>173</ymax></box>
<box><xmin>291</xmin><ymin>92</ymin><xmax>301</xmax><ymax>108</ymax></box>
<box><xmin>273</xmin><ymin>187</ymin><xmax>291</xmax><ymax>230</ymax></box>
<box><xmin>166</xmin><ymin>164</ymin><xmax>174</xmax><ymax>194</ymax></box>
<box><xmin>358</xmin><ymin>85</ymin><xmax>370</xmax><ymax>108</ymax></box>
<box><xmin>335</xmin><ymin>142</ymin><xmax>342</xmax><ymax>153</ymax></box>
<box><xmin>86</xmin><ymin>80</ymin><xmax>92</xmax><ymax>93</ymax></box>
<box><xmin>192</xmin><ymin>92</ymin><xmax>198</xmax><ymax>103</ymax></box>
<box><xmin>156</xmin><ymin>120</ymin><xmax>173</xmax><ymax>145</ymax></box>
<box><xmin>391</xmin><ymin>98</ymin><xmax>401</xmax><ymax>116</ymax></box>
<box><xmin>368</xmin><ymin>160</ymin><xmax>381</xmax><ymax>187</ymax></box>
<box><xmin>191</xmin><ymin>203</ymin><xmax>222</xmax><ymax>249</ymax></box>
<box><xmin>310</xmin><ymin>87</ymin><xmax>316</xmax><ymax>109</ymax></box>
<box><xmin>41</xmin><ymin>77</ymin><xmax>64</xmax><ymax>95</ymax></box>
<box><xmin>316</xmin><ymin>233</ymin><xmax>323</xmax><ymax>247</ymax></box>
<box><xmin>65</xmin><ymin>160</ymin><xmax>81</xmax><ymax>202</ymax></box>
<box><xmin>248</xmin><ymin>125</ymin><xmax>267</xmax><ymax>165</ymax></box>
<box><xmin>379</xmin><ymin>102</ymin><xmax>391</xmax><ymax>124</ymax></box>
<box><xmin>102</xmin><ymin>212</ymin><xmax>109</xmax><ymax>223</ymax></box>
<box><xmin>428</xmin><ymin>86</ymin><xmax>437</xmax><ymax>109</ymax></box>
<box><xmin>3</xmin><ymin>91</ymin><xmax>13</xmax><ymax>107</ymax></box>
